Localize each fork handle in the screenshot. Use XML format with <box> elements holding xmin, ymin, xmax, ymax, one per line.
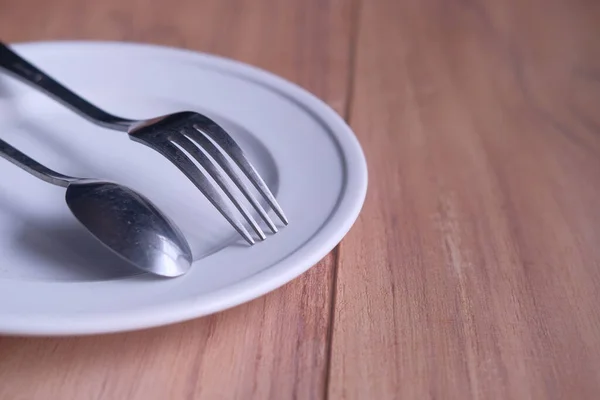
<box><xmin>0</xmin><ymin>42</ymin><xmax>133</xmax><ymax>132</ymax></box>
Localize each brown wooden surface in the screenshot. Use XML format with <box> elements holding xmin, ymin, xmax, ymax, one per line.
<box><xmin>1</xmin><ymin>0</ymin><xmax>600</xmax><ymax>398</ymax></box>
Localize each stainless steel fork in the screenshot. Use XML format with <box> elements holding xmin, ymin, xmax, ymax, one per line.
<box><xmin>0</xmin><ymin>42</ymin><xmax>287</xmax><ymax>245</ymax></box>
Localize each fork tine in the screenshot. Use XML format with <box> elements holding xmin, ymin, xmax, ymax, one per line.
<box><xmin>193</xmin><ymin>119</ymin><xmax>289</xmax><ymax>225</ymax></box>
<box><xmin>143</xmin><ymin>138</ymin><xmax>255</xmax><ymax>245</ymax></box>
<box><xmin>181</xmin><ymin>126</ymin><xmax>278</xmax><ymax>234</ymax></box>
<box><xmin>171</xmin><ymin>134</ymin><xmax>267</xmax><ymax>241</ymax></box>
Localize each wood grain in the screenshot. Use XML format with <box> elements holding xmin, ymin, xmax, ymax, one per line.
<box><xmin>329</xmin><ymin>0</ymin><xmax>600</xmax><ymax>399</ymax></box>
<box><xmin>0</xmin><ymin>0</ymin><xmax>353</xmax><ymax>399</ymax></box>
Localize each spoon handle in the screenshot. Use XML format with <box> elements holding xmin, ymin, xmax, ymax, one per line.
<box><xmin>0</xmin><ymin>138</ymin><xmax>75</xmax><ymax>187</ymax></box>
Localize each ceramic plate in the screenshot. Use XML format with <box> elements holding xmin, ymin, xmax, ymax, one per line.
<box><xmin>0</xmin><ymin>41</ymin><xmax>367</xmax><ymax>335</ymax></box>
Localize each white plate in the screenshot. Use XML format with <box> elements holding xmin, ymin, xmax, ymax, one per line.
<box><xmin>0</xmin><ymin>41</ymin><xmax>367</xmax><ymax>336</ymax></box>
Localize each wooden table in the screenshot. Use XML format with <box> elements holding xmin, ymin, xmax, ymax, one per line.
<box><xmin>2</xmin><ymin>0</ymin><xmax>600</xmax><ymax>398</ymax></box>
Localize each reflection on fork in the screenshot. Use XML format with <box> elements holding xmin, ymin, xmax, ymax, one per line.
<box><xmin>0</xmin><ymin>42</ymin><xmax>288</xmax><ymax>244</ymax></box>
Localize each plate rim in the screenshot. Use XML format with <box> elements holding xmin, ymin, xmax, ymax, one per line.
<box><xmin>0</xmin><ymin>40</ymin><xmax>368</xmax><ymax>336</ymax></box>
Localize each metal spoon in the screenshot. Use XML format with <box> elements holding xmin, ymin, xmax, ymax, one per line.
<box><xmin>0</xmin><ymin>138</ymin><xmax>193</xmax><ymax>278</ymax></box>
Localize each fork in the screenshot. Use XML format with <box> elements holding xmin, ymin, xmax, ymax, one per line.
<box><xmin>0</xmin><ymin>42</ymin><xmax>287</xmax><ymax>245</ymax></box>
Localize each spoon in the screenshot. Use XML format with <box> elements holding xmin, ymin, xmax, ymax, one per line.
<box><xmin>0</xmin><ymin>138</ymin><xmax>193</xmax><ymax>278</ymax></box>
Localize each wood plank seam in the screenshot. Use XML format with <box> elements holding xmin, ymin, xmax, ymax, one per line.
<box><xmin>323</xmin><ymin>0</ymin><xmax>364</xmax><ymax>399</ymax></box>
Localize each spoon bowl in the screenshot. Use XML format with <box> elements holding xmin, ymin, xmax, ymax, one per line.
<box><xmin>66</xmin><ymin>180</ymin><xmax>193</xmax><ymax>277</ymax></box>
<box><xmin>0</xmin><ymin>137</ymin><xmax>193</xmax><ymax>278</ymax></box>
